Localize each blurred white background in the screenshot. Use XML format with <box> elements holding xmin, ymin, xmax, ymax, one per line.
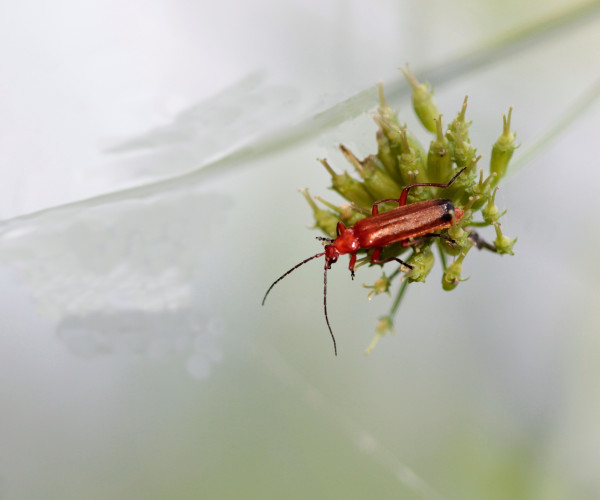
<box><xmin>1</xmin><ymin>0</ymin><xmax>599</xmax><ymax>498</ymax></box>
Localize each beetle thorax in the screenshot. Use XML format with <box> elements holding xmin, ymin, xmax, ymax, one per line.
<box><xmin>333</xmin><ymin>227</ymin><xmax>359</xmax><ymax>255</ymax></box>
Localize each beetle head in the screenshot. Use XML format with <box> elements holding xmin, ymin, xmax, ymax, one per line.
<box><xmin>324</xmin><ymin>244</ymin><xmax>340</xmax><ymax>267</ymax></box>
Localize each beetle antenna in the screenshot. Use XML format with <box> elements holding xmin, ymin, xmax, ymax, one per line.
<box><xmin>262</xmin><ymin>252</ymin><xmax>326</xmax><ymax>306</ymax></box>
<box><xmin>323</xmin><ymin>261</ymin><xmax>338</xmax><ymax>356</ymax></box>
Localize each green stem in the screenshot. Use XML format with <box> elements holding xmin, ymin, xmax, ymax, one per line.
<box><xmin>437</xmin><ymin>241</ymin><xmax>448</xmax><ymax>271</ymax></box>
<box><xmin>390</xmin><ymin>278</ymin><xmax>410</xmax><ymax>318</ymax></box>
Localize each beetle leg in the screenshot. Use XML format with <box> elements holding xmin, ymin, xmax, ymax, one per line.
<box><xmin>468</xmin><ymin>230</ymin><xmax>497</xmax><ymax>252</ymax></box>
<box><xmin>370</xmin><ymin>248</ymin><xmax>413</xmax><ymax>270</ymax></box>
<box><xmin>316</xmin><ymin>236</ymin><xmax>334</xmax><ymax>243</ymax></box>
<box><xmin>370</xmin><ymin>198</ymin><xmax>397</xmax><ymax>216</ymax></box>
<box><xmin>397</xmin><ymin>166</ymin><xmax>468</xmax><ymax>206</ymax></box>
<box><xmin>348</xmin><ymin>253</ymin><xmax>357</xmax><ymax>279</ymax></box>
<box><xmin>336</xmin><ymin>221</ymin><xmax>346</xmax><ymax>237</ymax></box>
<box><xmin>401</xmin><ymin>233</ymin><xmax>456</xmax><ymax>248</ymax></box>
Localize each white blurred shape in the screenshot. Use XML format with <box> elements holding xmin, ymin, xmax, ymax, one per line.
<box><xmin>0</xmin><ymin>187</ymin><xmax>229</xmax><ymax>377</ymax></box>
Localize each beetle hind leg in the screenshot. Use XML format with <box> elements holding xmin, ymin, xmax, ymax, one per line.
<box><xmin>468</xmin><ymin>230</ymin><xmax>497</xmax><ymax>252</ymax></box>
<box><xmin>401</xmin><ymin>233</ymin><xmax>457</xmax><ymax>248</ymax></box>
<box><xmin>370</xmin><ymin>248</ymin><xmax>414</xmax><ymax>270</ymax></box>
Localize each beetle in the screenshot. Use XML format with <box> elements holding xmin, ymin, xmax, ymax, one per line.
<box><xmin>262</xmin><ymin>166</ymin><xmax>467</xmax><ymax>355</ymax></box>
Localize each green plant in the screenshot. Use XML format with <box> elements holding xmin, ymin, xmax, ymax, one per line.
<box><xmin>303</xmin><ymin>64</ymin><xmax>517</xmax><ymax>353</ymax></box>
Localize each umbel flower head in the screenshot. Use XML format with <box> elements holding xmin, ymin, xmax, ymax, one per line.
<box><xmin>302</xmin><ymin>64</ymin><xmax>517</xmax><ymax>353</ymax></box>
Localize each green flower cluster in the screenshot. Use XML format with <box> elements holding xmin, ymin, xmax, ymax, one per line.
<box><xmin>302</xmin><ymin>64</ymin><xmax>517</xmax><ymax>353</ymax></box>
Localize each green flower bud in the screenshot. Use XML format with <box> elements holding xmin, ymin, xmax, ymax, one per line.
<box><xmin>362</xmin><ymin>273</ymin><xmax>392</xmax><ymax>299</ymax></box>
<box><xmin>374</xmin><ymin>118</ymin><xmax>407</xmax><ymax>181</ymax></box>
<box><xmin>339</xmin><ymin>205</ymin><xmax>365</xmax><ymax>226</ymax></box>
<box><xmin>318</xmin><ymin>157</ymin><xmax>374</xmax><ymax>209</ymax></box>
<box><xmin>449</xmin><ymin>132</ymin><xmax>477</xmax><ymax>171</ymax></box>
<box><xmin>442</xmin><ymin>261</ymin><xmax>462</xmax><ymax>291</ymax></box>
<box><xmin>364</xmin><ymin>315</ymin><xmax>394</xmax><ymax>355</ymax></box>
<box><xmin>374</xmin><ymin>111</ymin><xmax>428</xmax><ymax>184</ymax></box>
<box><xmin>493</xmin><ymin>223</ymin><xmax>517</xmax><ymax>255</ymax></box>
<box><xmin>399</xmin><ymin>63</ymin><xmax>439</xmax><ymax>133</ymax></box>
<box><xmin>482</xmin><ymin>187</ymin><xmax>507</xmax><ymax>224</ymax></box>
<box><xmin>396</xmin><ymin>128</ymin><xmax>432</xmax><ymax>203</ymax></box>
<box><xmin>375</xmin><ymin>128</ymin><xmax>401</xmax><ymax>183</ymax></box>
<box><xmin>376</xmin><ymin>82</ymin><xmax>402</xmax><ymax>129</ymax></box>
<box><xmin>490</xmin><ymin>106</ymin><xmax>517</xmax><ymax>187</ymax></box>
<box><xmin>313</xmin><ymin>196</ymin><xmax>365</xmax><ymax>227</ymax></box>
<box><xmin>405</xmin><ymin>246</ymin><xmax>435</xmax><ymax>282</ymax></box>
<box><xmin>446</xmin><ymin>98</ymin><xmax>477</xmax><ymax>171</ymax></box>
<box><xmin>426</xmin><ymin>115</ymin><xmax>453</xmax><ymax>184</ymax></box>
<box><xmin>447</xmin><ymin>96</ymin><xmax>471</xmax><ymax>141</ymax></box>
<box><xmin>342</xmin><ymin>208</ymin><xmax>368</xmax><ymax>226</ymax></box>
<box><xmin>374</xmin><ymin>85</ymin><xmax>405</xmax><ymax>183</ymax></box>
<box><xmin>446</xmin><ymin>154</ymin><xmax>482</xmax><ymax>205</ymax></box>
<box><xmin>442</xmin><ymin>245</ymin><xmax>472</xmax><ymax>291</ymax></box>
<box><xmin>299</xmin><ymin>188</ymin><xmax>339</xmax><ymax>237</ymax></box>
<box><xmin>457</xmin><ymin>196</ymin><xmax>478</xmax><ymax>224</ymax></box>
<box><xmin>467</xmin><ymin>169</ymin><xmax>495</xmax><ymax>211</ymax></box>
<box><xmin>404</xmin><ymin>129</ymin><xmax>428</xmax><ymax>166</ymax></box>
<box><xmin>442</xmin><ymin>224</ymin><xmax>470</xmax><ymax>256</ymax></box>
<box><xmin>482</xmin><ymin>203</ymin><xmax>499</xmax><ymax>224</ymax></box>
<box><xmin>339</xmin><ymin>145</ymin><xmax>403</xmax><ymax>200</ymax></box>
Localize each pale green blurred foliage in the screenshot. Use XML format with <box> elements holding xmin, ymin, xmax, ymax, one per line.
<box><xmin>0</xmin><ymin>1</ymin><xmax>599</xmax><ymax>499</ymax></box>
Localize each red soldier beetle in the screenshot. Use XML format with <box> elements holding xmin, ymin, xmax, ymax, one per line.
<box><xmin>262</xmin><ymin>166</ymin><xmax>467</xmax><ymax>355</ymax></box>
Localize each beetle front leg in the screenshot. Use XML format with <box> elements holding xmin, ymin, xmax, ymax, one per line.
<box><xmin>348</xmin><ymin>253</ymin><xmax>357</xmax><ymax>279</ymax></box>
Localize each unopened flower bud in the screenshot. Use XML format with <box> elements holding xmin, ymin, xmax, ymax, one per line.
<box><xmin>406</xmin><ymin>246</ymin><xmax>435</xmax><ymax>282</ymax></box>
<box><xmin>468</xmin><ymin>169</ymin><xmax>495</xmax><ymax>211</ymax></box>
<box><xmin>447</xmin><ymin>96</ymin><xmax>470</xmax><ymax>141</ymax></box>
<box><xmin>482</xmin><ymin>187</ymin><xmax>506</xmax><ymax>224</ymax></box>
<box><xmin>339</xmin><ymin>145</ymin><xmax>403</xmax><ymax>200</ymax></box>
<box><xmin>299</xmin><ymin>188</ymin><xmax>339</xmax><ymax>237</ymax></box>
<box><xmin>441</xmin><ymin>225</ymin><xmax>469</xmax><ymax>256</ymax></box>
<box><xmin>340</xmin><ymin>204</ymin><xmax>367</xmax><ymax>226</ymax></box>
<box><xmin>396</xmin><ymin>129</ymin><xmax>432</xmax><ymax>203</ymax></box>
<box><xmin>442</xmin><ymin>245</ymin><xmax>472</xmax><ymax>291</ymax></box>
<box><xmin>375</xmin><ymin>128</ymin><xmax>401</xmax><ymax>182</ymax></box>
<box><xmin>446</xmin><ymin>98</ymin><xmax>477</xmax><ymax>172</ymax></box>
<box><xmin>318</xmin><ymin>158</ymin><xmax>373</xmax><ymax>209</ymax></box>
<box><xmin>399</xmin><ymin>63</ymin><xmax>439</xmax><ymax>133</ymax></box>
<box><xmin>426</xmin><ymin>115</ymin><xmax>453</xmax><ymax>184</ymax></box>
<box><xmin>376</xmin><ymin>82</ymin><xmax>401</xmax><ymax>129</ymax></box>
<box><xmin>490</xmin><ymin>106</ymin><xmax>517</xmax><ymax>187</ymax></box>
<box><xmin>446</xmin><ymin>155</ymin><xmax>482</xmax><ymax>205</ymax></box>
<box><xmin>493</xmin><ymin>223</ymin><xmax>517</xmax><ymax>255</ymax></box>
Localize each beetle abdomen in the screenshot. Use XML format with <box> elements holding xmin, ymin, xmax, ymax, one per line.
<box><xmin>354</xmin><ymin>199</ymin><xmax>458</xmax><ymax>248</ymax></box>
